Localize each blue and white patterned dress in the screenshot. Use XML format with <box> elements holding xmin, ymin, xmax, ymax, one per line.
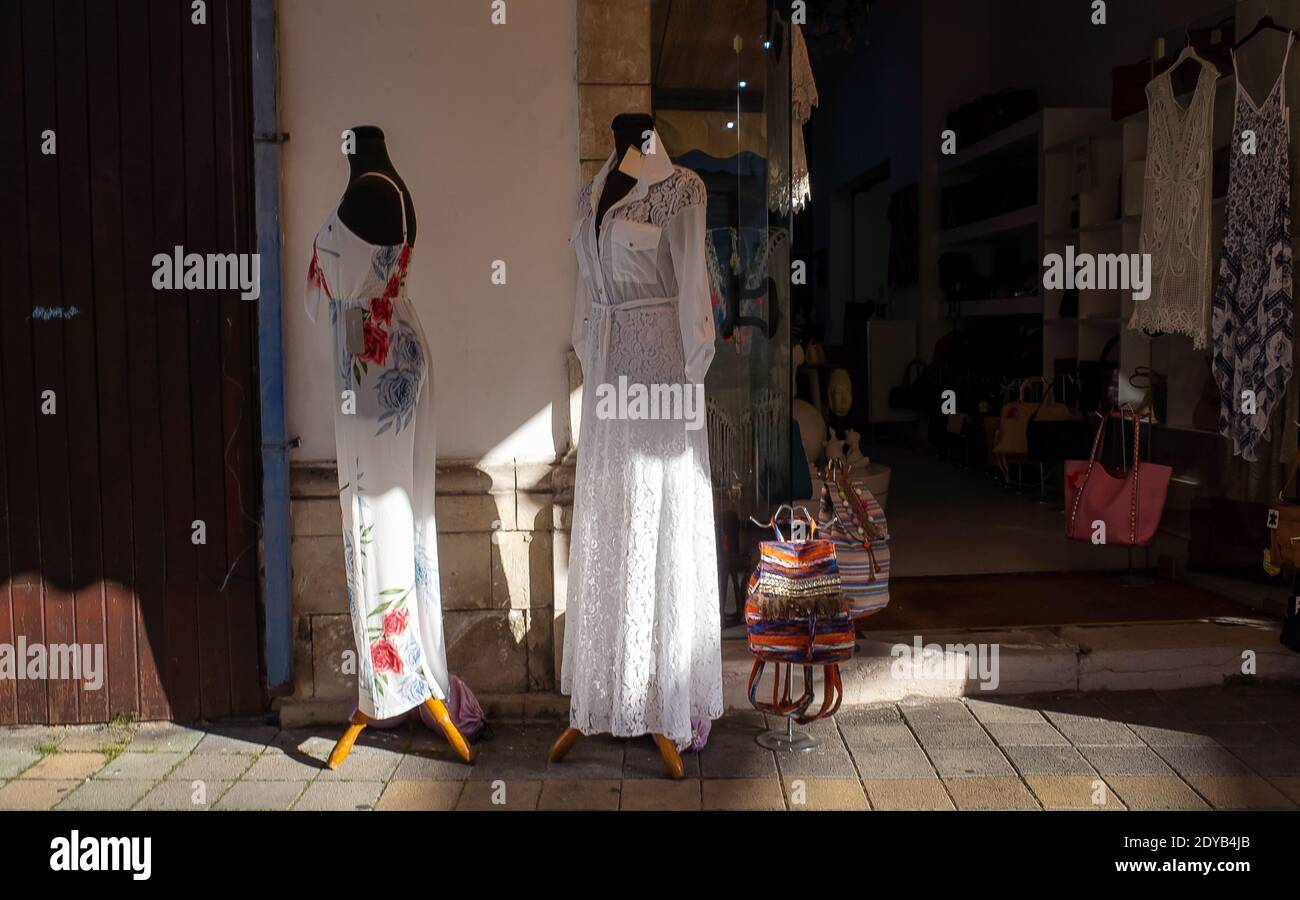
<box><xmin>1212</xmin><ymin>36</ymin><xmax>1295</xmax><ymax>462</ymax></box>
<box><xmin>306</xmin><ymin>182</ymin><xmax>448</xmax><ymax>719</ymax></box>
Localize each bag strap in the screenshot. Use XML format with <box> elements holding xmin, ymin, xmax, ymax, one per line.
<box><xmin>1066</xmin><ymin>407</ymin><xmax>1144</xmax><ymax>544</ymax></box>
<box><xmin>756</xmin><ymin>504</ymin><xmax>818</xmax><ymax>543</ymax></box>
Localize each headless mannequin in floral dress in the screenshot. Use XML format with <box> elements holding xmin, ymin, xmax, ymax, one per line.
<box><xmin>317</xmin><ymin>126</ymin><xmax>472</xmax><ymax>769</ymax></box>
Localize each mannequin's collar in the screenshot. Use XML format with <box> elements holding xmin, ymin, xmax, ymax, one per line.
<box><xmin>589</xmin><ymin>129</ymin><xmax>674</xmax><ymax>215</ymax></box>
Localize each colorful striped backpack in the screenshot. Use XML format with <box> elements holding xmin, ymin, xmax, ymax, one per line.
<box><xmin>817</xmin><ymin>459</ymin><xmax>891</xmax><ymax>619</ymax></box>
<box><xmin>745</xmin><ymin>507</ymin><xmax>854</xmax><ymax>723</ymax></box>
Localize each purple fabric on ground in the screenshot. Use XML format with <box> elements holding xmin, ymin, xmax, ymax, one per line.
<box><xmin>418</xmin><ymin>674</ymin><xmax>487</xmax><ymax>741</ymax></box>
<box><xmin>689</xmin><ymin>716</ymin><xmax>712</xmax><ymax>751</ymax></box>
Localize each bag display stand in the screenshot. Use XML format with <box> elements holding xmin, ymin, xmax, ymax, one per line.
<box><xmin>327</xmin><ymin>698</ymin><xmax>474</xmax><ymax>769</ymax></box>
<box><xmin>752</xmin><ymin>663</ymin><xmax>841</xmax><ymax>752</ymax></box>
<box><xmin>744</xmin><ymin>507</ymin><xmax>851</xmax><ymax>753</ymax></box>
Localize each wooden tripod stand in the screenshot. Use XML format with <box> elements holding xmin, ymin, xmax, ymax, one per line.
<box><xmin>327</xmin><ymin>697</ymin><xmax>473</xmax><ymax>769</ymax></box>
<box><xmin>548</xmin><ymin>727</ymin><xmax>685</xmax><ymax>779</ymax></box>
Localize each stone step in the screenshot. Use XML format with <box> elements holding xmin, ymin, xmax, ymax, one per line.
<box><xmin>278</xmin><ymin>619</ymin><xmax>1300</xmax><ymax>727</ymax></box>
<box><xmin>725</xmin><ymin>619</ymin><xmax>1300</xmax><ymax>709</ymax></box>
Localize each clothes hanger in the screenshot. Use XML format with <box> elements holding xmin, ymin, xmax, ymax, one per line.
<box><xmin>1232</xmin><ymin>15</ymin><xmax>1295</xmax><ymax>52</ymax></box>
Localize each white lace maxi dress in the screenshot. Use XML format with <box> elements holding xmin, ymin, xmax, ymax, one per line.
<box><xmin>305</xmin><ymin>177</ymin><xmax>450</xmax><ymax>720</ymax></box>
<box><xmin>564</xmin><ymin>140</ymin><xmax>724</xmax><ymax>747</ymax></box>
<box><xmin>1130</xmin><ymin>55</ymin><xmax>1218</xmax><ymax>347</ymax></box>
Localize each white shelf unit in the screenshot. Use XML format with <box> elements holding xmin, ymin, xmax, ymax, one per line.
<box><xmin>937</xmin><ymin>108</ymin><xmax>1113</xmax><ymax>327</ymax></box>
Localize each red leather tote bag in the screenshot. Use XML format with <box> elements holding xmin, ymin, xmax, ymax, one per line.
<box><xmin>1065</xmin><ymin>410</ymin><xmax>1171</xmax><ymax>547</ymax></box>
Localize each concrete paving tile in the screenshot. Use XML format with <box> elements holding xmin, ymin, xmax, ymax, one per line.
<box><xmin>1227</xmin><ymin>743</ymin><xmax>1300</xmax><ymax>777</ymax></box>
<box><xmin>192</xmin><ymin>724</ymin><xmax>278</xmax><ymax>754</ymax></box>
<box><xmin>1042</xmin><ymin>711</ymin><xmax>1142</xmax><ymax>746</ymax></box>
<box><xmin>772</xmin><ymin>739</ymin><xmax>859</xmax><ymax>780</ymax></box>
<box><xmin>95</xmin><ymin>752</ymin><xmax>185</xmax><ymax>781</ymax></box>
<box><xmin>1130</xmin><ymin>723</ymin><xmax>1220</xmax><ymax>747</ymax></box>
<box><xmin>166</xmin><ymin>753</ymin><xmax>254</xmax><ymax>782</ymax></box>
<box><xmin>699</xmin><ymin>733</ymin><xmax>779</xmax><ymax>779</ymax></box>
<box><xmin>537</xmin><ymin>779</ymin><xmax>621</xmax><ymax>811</ymax></box>
<box><xmin>0</xmin><ymin>779</ymin><xmax>79</xmax><ymax>810</ymax></box>
<box><xmin>834</xmin><ymin>703</ymin><xmax>901</xmax><ymax>726</ymax></box>
<box><xmin>1077</xmin><ymin>745</ymin><xmax>1175</xmax><ymax>777</ymax></box>
<box><xmin>126</xmin><ymin>723</ymin><xmax>206</xmax><ymax>753</ymax></box>
<box><xmin>620</xmin><ymin>778</ymin><xmax>702</xmax><ymax>811</ymax></box>
<box><xmin>910</xmin><ymin>723</ymin><xmax>996</xmax><ymax>750</ymax></box>
<box><xmin>837</xmin><ymin>722</ymin><xmax>919</xmax><ymax>750</ymax></box>
<box><xmin>702</xmin><ymin>778</ymin><xmax>785</xmax><ymax>810</ymax></box>
<box><xmin>985</xmin><ymin>722</ymin><xmax>1069</xmax><ymax>746</ymax></box>
<box><xmin>1036</xmin><ymin>692</ymin><xmax>1113</xmax><ymax>718</ymax></box>
<box><xmin>1193</xmin><ymin>722</ymin><xmax>1294</xmax><ymax>747</ymax></box>
<box><xmin>56</xmin><ymin>779</ymin><xmax>154</xmax><ymax>811</ymax></box>
<box><xmin>456</xmin><ymin>779</ymin><xmax>541</xmax><ymax>810</ymax></box>
<box><xmin>848</xmin><ymin>745</ymin><xmax>937</xmax><ymax>779</ymax></box>
<box><xmin>623</xmin><ymin>738</ymin><xmax>702</xmax><ymax>779</ymax></box>
<box><xmin>928</xmin><ymin>747</ymin><xmax>1016</xmax><ymax>779</ymax></box>
<box><xmin>1105</xmin><ymin>776</ymin><xmax>1209</xmax><ymax>810</ymax></box>
<box><xmin>57</xmin><ymin>727</ymin><xmax>132</xmax><ymax>752</ymax></box>
<box><xmin>243</xmin><ymin>752</ymin><xmax>324</xmax><ymax>781</ymax></box>
<box><xmin>392</xmin><ymin>749</ymin><xmax>473</xmax><ymax>781</ymax></box>
<box><xmin>268</xmin><ymin>730</ymin><xmax>336</xmax><ymax>760</ymax></box>
<box><xmin>862</xmin><ymin>778</ymin><xmax>953</xmax><ymax>810</ymax></box>
<box><xmin>375</xmin><ymin>780</ymin><xmax>463</xmax><ymax>811</ymax></box>
<box><xmin>965</xmin><ymin>699</ymin><xmax>1044</xmax><ymax>724</ymax></box>
<box><xmin>900</xmin><ymin>701</ymin><xmax>976</xmax><ymax>727</ymax></box>
<box><xmin>1186</xmin><ymin>775</ymin><xmax>1296</xmax><ymax>810</ymax></box>
<box><xmin>783</xmin><ymin>777</ymin><xmax>869</xmax><ymax>811</ymax></box>
<box><xmin>0</xmin><ymin>728</ymin><xmax>64</xmax><ymax>754</ymax></box>
<box><xmin>20</xmin><ymin>752</ymin><xmax>105</xmax><ymax>780</ymax></box>
<box><xmin>544</xmin><ymin>734</ymin><xmax>623</xmax><ymax>780</ymax></box>
<box><xmin>293</xmin><ymin>780</ymin><xmax>383</xmax><ymax>811</ymax></box>
<box><xmin>136</xmin><ymin>780</ymin><xmax>231</xmax><ymax>811</ymax></box>
<box><xmin>943</xmin><ymin>776</ymin><xmax>1039</xmax><ymax>810</ymax></box>
<box><xmin>716</xmin><ymin>710</ymin><xmax>768</xmax><ymax>731</ymax></box>
<box><xmin>316</xmin><ymin>744</ymin><xmax>402</xmax><ymax>782</ymax></box>
<box><xmin>214</xmin><ymin>780</ymin><xmax>306</xmax><ymax>810</ymax></box>
<box><xmin>1154</xmin><ymin>745</ymin><xmax>1252</xmax><ymax>777</ymax></box>
<box><xmin>1157</xmin><ymin>689</ymin><xmax>1260</xmax><ymax>723</ymax></box>
<box><xmin>1024</xmin><ymin>775</ymin><xmax>1122</xmax><ymax>810</ymax></box>
<box><xmin>1095</xmin><ymin>695</ymin><xmax>1171</xmax><ymax>721</ymax></box>
<box><xmin>1004</xmin><ymin>744</ymin><xmax>1095</xmax><ymax>777</ymax></box>
<box><xmin>453</xmin><ymin>726</ymin><xmax>549</xmax><ymax>781</ymax></box>
<box><xmin>0</xmin><ymin>750</ymin><xmax>40</xmax><ymax>779</ymax></box>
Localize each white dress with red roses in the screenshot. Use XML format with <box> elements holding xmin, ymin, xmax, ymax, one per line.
<box><xmin>306</xmin><ymin>180</ymin><xmax>449</xmax><ymax>720</ymax></box>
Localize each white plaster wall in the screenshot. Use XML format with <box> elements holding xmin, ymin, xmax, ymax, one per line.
<box><xmin>279</xmin><ymin>0</ymin><xmax>579</xmax><ymax>464</ymax></box>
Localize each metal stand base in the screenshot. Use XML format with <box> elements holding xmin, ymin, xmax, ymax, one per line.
<box><xmin>756</xmin><ymin>717</ymin><xmax>819</xmax><ymax>752</ymax></box>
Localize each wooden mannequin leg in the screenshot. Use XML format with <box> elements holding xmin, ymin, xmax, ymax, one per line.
<box><xmin>548</xmin><ymin>727</ymin><xmax>582</xmax><ymax>762</ymax></box>
<box><xmin>327</xmin><ymin>709</ymin><xmax>369</xmax><ymax>770</ymax></box>
<box><xmin>653</xmin><ymin>734</ymin><xmax>686</xmax><ymax>780</ymax></box>
<box><xmin>423</xmin><ymin>698</ymin><xmax>474</xmax><ymax>763</ymax></box>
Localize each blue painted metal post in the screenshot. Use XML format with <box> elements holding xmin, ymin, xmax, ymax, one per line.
<box><xmin>251</xmin><ymin>0</ymin><xmax>293</xmax><ymax>693</ymax></box>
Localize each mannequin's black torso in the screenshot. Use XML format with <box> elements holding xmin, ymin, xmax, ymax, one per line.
<box><xmin>595</xmin><ymin>113</ymin><xmax>656</xmax><ymax>242</ymax></box>
<box><xmin>338</xmin><ymin>125</ymin><xmax>418</xmax><ymax>247</ymax></box>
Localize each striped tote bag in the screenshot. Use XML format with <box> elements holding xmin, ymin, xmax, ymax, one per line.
<box><xmin>817</xmin><ymin>460</ymin><xmax>891</xmax><ymax>619</ymax></box>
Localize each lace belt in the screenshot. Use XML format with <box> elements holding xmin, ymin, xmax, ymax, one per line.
<box><xmin>591</xmin><ymin>296</ymin><xmax>676</xmax><ymax>363</ymax></box>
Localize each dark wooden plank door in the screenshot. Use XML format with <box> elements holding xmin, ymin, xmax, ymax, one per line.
<box><xmin>0</xmin><ymin>0</ymin><xmax>263</xmax><ymax>724</ymax></box>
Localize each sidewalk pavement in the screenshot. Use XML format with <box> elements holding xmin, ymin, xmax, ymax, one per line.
<box><xmin>0</xmin><ymin>684</ymin><xmax>1297</xmax><ymax>811</ymax></box>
